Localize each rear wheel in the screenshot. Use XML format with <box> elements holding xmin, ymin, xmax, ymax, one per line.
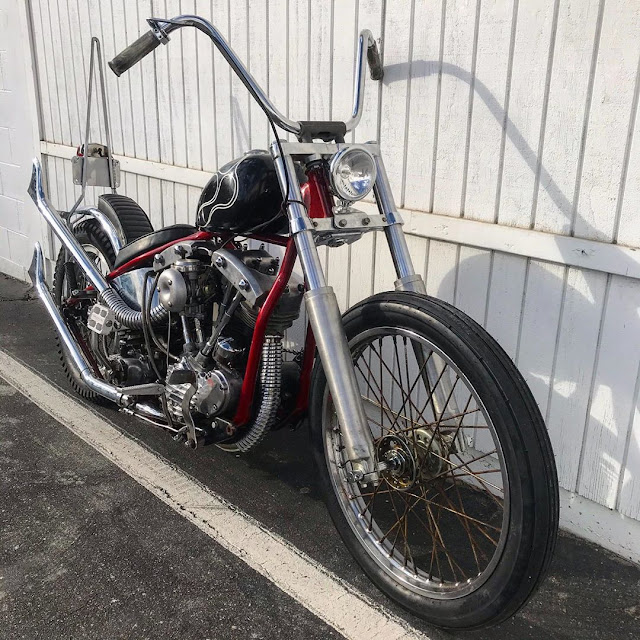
<box><xmin>309</xmin><ymin>292</ymin><xmax>558</xmax><ymax>629</ymax></box>
<box><xmin>53</xmin><ymin>219</ymin><xmax>117</xmax><ymax>401</ymax></box>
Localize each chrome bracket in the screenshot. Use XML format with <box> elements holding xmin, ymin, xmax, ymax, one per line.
<box><xmin>147</xmin><ymin>18</ymin><xmax>171</xmax><ymax>44</ymax></box>
<box><xmin>211</xmin><ymin>248</ymin><xmax>273</xmax><ymax>306</ymax></box>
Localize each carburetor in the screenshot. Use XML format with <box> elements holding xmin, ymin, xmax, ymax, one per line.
<box><xmin>156</xmin><ymin>258</ymin><xmax>204</xmax><ymax>315</ymax></box>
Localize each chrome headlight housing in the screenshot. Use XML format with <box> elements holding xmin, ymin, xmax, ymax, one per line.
<box><xmin>329</xmin><ymin>148</ymin><xmax>377</xmax><ymax>201</ymax></box>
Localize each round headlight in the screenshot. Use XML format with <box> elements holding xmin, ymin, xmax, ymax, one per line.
<box><xmin>329</xmin><ymin>148</ymin><xmax>377</xmax><ymax>201</ymax></box>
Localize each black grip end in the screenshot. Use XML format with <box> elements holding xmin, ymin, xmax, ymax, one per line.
<box><xmin>367</xmin><ymin>41</ymin><xmax>384</xmax><ymax>81</ymax></box>
<box><xmin>108</xmin><ymin>29</ymin><xmax>161</xmax><ymax>77</ymax></box>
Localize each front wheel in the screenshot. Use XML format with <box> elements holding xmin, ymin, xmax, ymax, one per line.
<box><xmin>309</xmin><ymin>292</ymin><xmax>558</xmax><ymax>629</ymax></box>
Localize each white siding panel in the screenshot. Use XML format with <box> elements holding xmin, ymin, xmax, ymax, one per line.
<box><xmin>403</xmin><ymin>0</ymin><xmax>444</xmax><ymax>212</ymax></box>
<box><xmin>373</xmin><ymin>231</ymin><xmax>396</xmax><ymax>294</ymax></box>
<box><xmin>618</xmin><ymin>383</ymin><xmax>640</xmax><ymax>519</ymax></box>
<box><xmin>578</xmin><ymin>275</ymin><xmax>640</xmax><ymax>508</ymax></box>
<box><xmin>432</xmin><ymin>0</ymin><xmax>477</xmax><ymax>217</ymax></box>
<box><xmin>516</xmin><ymin>260</ymin><xmax>565</xmax><ymax>418</ymax></box>
<box><xmin>573</xmin><ymin>1</ymin><xmax>640</xmax><ymax>243</ymax></box>
<box><xmin>195</xmin><ymin>0</ymin><xmax>217</xmax><ymax>170</ymax></box>
<box><xmin>498</xmin><ymin>0</ymin><xmax>557</xmax><ymax>228</ymax></box>
<box><xmin>615</xmin><ymin>79</ymin><xmax>640</xmax><ymax>248</ymax></box>
<box><xmin>308</xmin><ymin>1</ymin><xmax>332</xmax><ymax>121</ymax></box>
<box><xmin>182</xmin><ymin>0</ymin><xmax>204</xmax><ymax>169</ymax></box>
<box><xmin>247</xmin><ymin>1</ymin><xmax>270</xmax><ymax>151</ymax></box>
<box><xmin>485</xmin><ymin>253</ymin><xmax>527</xmax><ymax>359</ymax></box>
<box><xmin>532</xmin><ymin>0</ymin><xmax>601</xmax><ymax>235</ymax></box>
<box><xmin>212</xmin><ymin>0</ymin><xmax>233</xmax><ymax>163</ymax></box>
<box><xmin>464</xmin><ymin>0</ymin><xmax>515</xmax><ymax>223</ymax></box>
<box><xmin>348</xmin><ymin>231</ymin><xmax>376</xmax><ymax>306</ymax></box>
<box><xmin>454</xmin><ymin>246</ymin><xmax>491</xmax><ymax>326</ymax></box>
<box><xmin>378</xmin><ymin>0</ymin><xmax>413</xmax><ymax>201</ymax></box>
<box><xmin>546</xmin><ymin>267</ymin><xmax>607</xmax><ymax>489</ymax></box>
<box><xmin>229</xmin><ymin>0</ymin><xmax>250</xmax><ymax>158</ymax></box>
<box><xmin>425</xmin><ymin>240</ymin><xmax>457</xmax><ymax>304</ymax></box>
<box><xmin>288</xmin><ymin>0</ymin><xmax>309</xmax><ymax>127</ymax></box>
<box><xmin>267</xmin><ymin>0</ymin><xmax>288</xmax><ymax>139</ymax></box>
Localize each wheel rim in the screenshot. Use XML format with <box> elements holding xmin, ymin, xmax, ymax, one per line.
<box><xmin>323</xmin><ymin>327</ymin><xmax>510</xmax><ymax>599</ymax></box>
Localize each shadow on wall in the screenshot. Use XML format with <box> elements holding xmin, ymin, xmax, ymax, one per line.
<box><xmin>378</xmin><ymin>60</ymin><xmax>639</xmax><ymax>510</ymax></box>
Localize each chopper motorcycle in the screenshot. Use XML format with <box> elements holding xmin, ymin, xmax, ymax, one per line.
<box><xmin>26</xmin><ymin>14</ymin><xmax>558</xmax><ymax>630</ymax></box>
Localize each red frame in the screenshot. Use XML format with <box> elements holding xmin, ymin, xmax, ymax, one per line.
<box><xmin>102</xmin><ymin>165</ymin><xmax>334</xmax><ymax>428</ymax></box>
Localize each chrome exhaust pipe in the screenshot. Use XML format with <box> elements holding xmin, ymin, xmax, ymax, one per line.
<box><xmin>28</xmin><ymin>242</ymin><xmax>133</xmax><ymax>406</ymax></box>
<box><xmin>27</xmin><ymin>159</ymin><xmax>168</xmax><ymax>328</ymax></box>
<box><xmin>28</xmin><ymin>159</ymin><xmax>109</xmax><ymax>294</ymax></box>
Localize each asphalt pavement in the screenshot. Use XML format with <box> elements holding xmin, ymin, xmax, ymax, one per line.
<box><xmin>1</xmin><ymin>272</ymin><xmax>639</xmax><ymax>640</ymax></box>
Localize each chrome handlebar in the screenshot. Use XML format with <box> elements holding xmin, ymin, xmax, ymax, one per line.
<box><xmin>110</xmin><ymin>15</ymin><xmax>383</xmax><ymax>136</ymax></box>
<box><xmin>345</xmin><ymin>29</ymin><xmax>384</xmax><ymax>132</ymax></box>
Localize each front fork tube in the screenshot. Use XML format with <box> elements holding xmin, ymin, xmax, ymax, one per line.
<box><xmin>297</xmin><ymin>230</ymin><xmax>379</xmax><ymax>479</ymax></box>
<box><xmin>374</xmin><ymin>157</ymin><xmax>461</xmax><ymax>424</ymax></box>
<box><xmin>272</xmin><ymin>143</ymin><xmax>378</xmax><ymax>479</ymax></box>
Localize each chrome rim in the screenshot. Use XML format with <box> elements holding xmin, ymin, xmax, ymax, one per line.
<box><xmin>323</xmin><ymin>327</ymin><xmax>510</xmax><ymax>599</ymax></box>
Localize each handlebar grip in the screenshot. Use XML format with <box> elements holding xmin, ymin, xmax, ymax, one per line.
<box><xmin>367</xmin><ymin>40</ymin><xmax>384</xmax><ymax>81</ymax></box>
<box><xmin>108</xmin><ymin>30</ymin><xmax>161</xmax><ymax>77</ymax></box>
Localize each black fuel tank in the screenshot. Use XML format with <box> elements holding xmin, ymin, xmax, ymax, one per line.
<box><xmin>195</xmin><ymin>151</ymin><xmax>287</xmax><ymax>234</ymax></box>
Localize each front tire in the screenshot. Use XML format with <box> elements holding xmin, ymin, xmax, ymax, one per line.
<box><xmin>309</xmin><ymin>292</ymin><xmax>558</xmax><ymax>629</ymax></box>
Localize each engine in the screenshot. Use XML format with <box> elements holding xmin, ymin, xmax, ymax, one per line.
<box><xmin>149</xmin><ymin>240</ymin><xmax>303</xmax><ymax>447</ymax></box>
<box><xmin>164</xmin><ymin>338</ymin><xmax>244</xmax><ymax>423</ymax></box>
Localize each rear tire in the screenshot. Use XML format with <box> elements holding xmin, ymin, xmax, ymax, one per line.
<box><xmin>309</xmin><ymin>292</ymin><xmax>558</xmax><ymax>629</ymax></box>
<box><xmin>53</xmin><ymin>219</ymin><xmax>116</xmax><ymax>402</ymax></box>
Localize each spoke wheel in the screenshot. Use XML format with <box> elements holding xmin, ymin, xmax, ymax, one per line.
<box><xmin>310</xmin><ymin>292</ymin><xmax>558</xmax><ymax>629</ymax></box>
<box><xmin>328</xmin><ymin>327</ymin><xmax>508</xmax><ymax>598</ymax></box>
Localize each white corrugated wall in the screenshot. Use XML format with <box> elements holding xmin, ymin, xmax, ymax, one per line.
<box><xmin>7</xmin><ymin>0</ymin><xmax>640</xmax><ymax>562</ymax></box>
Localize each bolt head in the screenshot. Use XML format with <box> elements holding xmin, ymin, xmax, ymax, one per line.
<box><xmin>362</xmin><ymin>217</ymin><xmax>370</xmax><ymax>225</ymax></box>
<box><xmin>215</xmin><ymin>256</ymin><xmax>225</xmax><ymax>268</ymax></box>
<box><xmin>338</xmin><ymin>218</ymin><xmax>347</xmax><ymax>227</ymax></box>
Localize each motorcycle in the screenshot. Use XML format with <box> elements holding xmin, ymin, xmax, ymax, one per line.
<box><xmin>27</xmin><ymin>14</ymin><xmax>558</xmax><ymax>629</ymax></box>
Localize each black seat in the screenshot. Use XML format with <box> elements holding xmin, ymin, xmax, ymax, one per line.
<box><xmin>112</xmin><ymin>224</ymin><xmax>198</xmax><ymax>269</ymax></box>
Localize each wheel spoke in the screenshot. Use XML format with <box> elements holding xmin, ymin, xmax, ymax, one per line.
<box><xmin>369</xmin><ymin>341</ymin><xmax>437</xmax><ymax>433</ymax></box>
<box><xmin>326</xmin><ymin>328</ymin><xmax>509</xmax><ymax>597</ymax></box>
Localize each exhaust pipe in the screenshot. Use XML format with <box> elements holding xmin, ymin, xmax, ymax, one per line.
<box><xmin>28</xmin><ymin>242</ymin><xmax>133</xmax><ymax>406</ymax></box>
<box><xmin>29</xmin><ymin>160</ymin><xmax>110</xmax><ymax>293</ymax></box>
<box><xmin>27</xmin><ymin>159</ymin><xmax>168</xmax><ymax>328</ymax></box>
